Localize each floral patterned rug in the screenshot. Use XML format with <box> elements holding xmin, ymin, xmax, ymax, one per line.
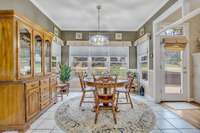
<box><xmin>55</xmin><ymin>97</ymin><xmax>156</xmax><ymax>133</ymax></box>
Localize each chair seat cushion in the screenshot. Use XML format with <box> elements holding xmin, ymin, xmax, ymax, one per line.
<box><xmin>98</xmin><ymin>95</ymin><xmax>113</xmax><ymax>100</ymax></box>
<box><xmin>84</xmin><ymin>87</ymin><xmax>95</xmax><ymax>92</ymax></box>
<box><xmin>116</xmin><ymin>88</ymin><xmax>128</xmax><ymax>93</ymax></box>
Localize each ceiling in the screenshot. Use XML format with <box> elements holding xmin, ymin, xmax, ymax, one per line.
<box><xmin>30</xmin><ymin>0</ymin><xmax>168</xmax><ymax>31</ymax></box>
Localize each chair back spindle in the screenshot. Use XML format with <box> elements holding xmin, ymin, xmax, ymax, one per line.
<box><xmin>78</xmin><ymin>72</ymin><xmax>86</xmax><ymax>91</ymax></box>
<box><xmin>94</xmin><ymin>75</ymin><xmax>117</xmax><ymax>97</ymax></box>
<box><xmin>126</xmin><ymin>77</ymin><xmax>134</xmax><ymax>92</ymax></box>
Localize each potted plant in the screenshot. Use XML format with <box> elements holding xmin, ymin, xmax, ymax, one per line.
<box><xmin>59</xmin><ymin>64</ymin><xmax>71</xmax><ymax>90</ymax></box>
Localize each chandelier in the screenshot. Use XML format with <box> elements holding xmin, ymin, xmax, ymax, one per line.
<box><xmin>89</xmin><ymin>5</ymin><xmax>109</xmax><ymax>46</ymax></box>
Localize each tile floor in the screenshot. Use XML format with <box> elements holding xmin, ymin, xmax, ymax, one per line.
<box><xmin>24</xmin><ymin>92</ymin><xmax>200</xmax><ymax>133</ymax></box>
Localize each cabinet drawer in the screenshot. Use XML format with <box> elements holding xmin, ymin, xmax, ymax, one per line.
<box><xmin>40</xmin><ymin>78</ymin><xmax>49</xmax><ymax>85</ymax></box>
<box><xmin>40</xmin><ymin>89</ymin><xmax>50</xmax><ymax>109</ymax></box>
<box><xmin>41</xmin><ymin>100</ymin><xmax>50</xmax><ymax>109</ymax></box>
<box><xmin>27</xmin><ymin>86</ymin><xmax>39</xmax><ymax>94</ymax></box>
<box><xmin>41</xmin><ymin>94</ymin><xmax>49</xmax><ymax>101</ymax></box>
<box><xmin>40</xmin><ymin>78</ymin><xmax>49</xmax><ymax>88</ymax></box>
<box><xmin>51</xmin><ymin>80</ymin><xmax>57</xmax><ymax>86</ymax></box>
<box><xmin>50</xmin><ymin>77</ymin><xmax>57</xmax><ymax>85</ymax></box>
<box><xmin>26</xmin><ymin>81</ymin><xmax>39</xmax><ymax>90</ymax></box>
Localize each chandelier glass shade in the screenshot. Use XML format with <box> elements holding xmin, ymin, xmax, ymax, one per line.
<box><xmin>89</xmin><ymin>34</ymin><xmax>109</xmax><ymax>46</ymax></box>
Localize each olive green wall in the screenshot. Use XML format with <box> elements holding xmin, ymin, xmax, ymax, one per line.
<box><xmin>61</xmin><ymin>31</ymin><xmax>137</xmax><ymax>41</ymax></box>
<box><xmin>61</xmin><ymin>31</ymin><xmax>137</xmax><ymax>69</ymax></box>
<box><xmin>137</xmin><ymin>0</ymin><xmax>178</xmax><ymax>70</ymax></box>
<box><xmin>0</xmin><ymin>0</ymin><xmax>62</xmax><ymax>37</ymax></box>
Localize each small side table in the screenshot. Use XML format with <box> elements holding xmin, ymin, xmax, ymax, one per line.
<box><xmin>56</xmin><ymin>84</ymin><xmax>69</xmax><ymax>101</ymax></box>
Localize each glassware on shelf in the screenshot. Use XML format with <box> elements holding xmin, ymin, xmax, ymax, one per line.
<box><xmin>34</xmin><ymin>35</ymin><xmax>42</xmax><ymax>74</ymax></box>
<box><xmin>44</xmin><ymin>40</ymin><xmax>51</xmax><ymax>73</ymax></box>
<box><xmin>19</xmin><ymin>27</ymin><xmax>31</xmax><ymax>77</ymax></box>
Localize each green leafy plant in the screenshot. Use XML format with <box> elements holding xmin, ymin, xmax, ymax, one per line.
<box><xmin>59</xmin><ymin>64</ymin><xmax>71</xmax><ymax>83</ymax></box>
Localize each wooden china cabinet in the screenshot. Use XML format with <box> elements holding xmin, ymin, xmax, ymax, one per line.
<box><xmin>0</xmin><ymin>10</ymin><xmax>58</xmax><ymax>132</ymax></box>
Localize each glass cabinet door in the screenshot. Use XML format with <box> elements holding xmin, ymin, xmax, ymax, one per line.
<box><xmin>19</xmin><ymin>25</ymin><xmax>32</xmax><ymax>77</ymax></box>
<box><xmin>44</xmin><ymin>40</ymin><xmax>51</xmax><ymax>73</ymax></box>
<box><xmin>34</xmin><ymin>35</ymin><xmax>42</xmax><ymax>75</ymax></box>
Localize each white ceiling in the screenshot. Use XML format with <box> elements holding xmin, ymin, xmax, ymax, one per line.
<box><xmin>30</xmin><ymin>0</ymin><xmax>168</xmax><ymax>31</ymax></box>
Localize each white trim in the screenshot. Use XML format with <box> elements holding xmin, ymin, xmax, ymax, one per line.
<box><xmin>134</xmin><ymin>33</ymin><xmax>151</xmax><ymax>46</ymax></box>
<box><xmin>184</xmin><ymin>23</ymin><xmax>191</xmax><ymax>103</ymax></box>
<box><xmin>53</xmin><ymin>36</ymin><xmax>64</xmax><ymax>46</ymax></box>
<box><xmin>153</xmin><ymin>23</ymin><xmax>162</xmax><ymax>103</ymax></box>
<box><xmin>153</xmin><ymin>1</ymin><xmax>182</xmax><ymax>24</ymax></box>
<box><xmin>156</xmin><ymin>7</ymin><xmax>200</xmax><ymax>35</ymax></box>
<box><xmin>136</xmin><ymin>0</ymin><xmax>171</xmax><ymax>30</ymax></box>
<box><xmin>67</xmin><ymin>41</ymin><xmax>132</xmax><ymax>47</ymax></box>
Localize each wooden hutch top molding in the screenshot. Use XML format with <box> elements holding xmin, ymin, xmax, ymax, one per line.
<box><xmin>0</xmin><ymin>10</ymin><xmax>54</xmax><ymax>37</ymax></box>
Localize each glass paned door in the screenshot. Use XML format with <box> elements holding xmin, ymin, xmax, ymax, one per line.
<box><xmin>164</xmin><ymin>51</ymin><xmax>182</xmax><ymax>94</ymax></box>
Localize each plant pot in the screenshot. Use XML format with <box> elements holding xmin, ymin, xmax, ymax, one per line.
<box><xmin>63</xmin><ymin>81</ymin><xmax>70</xmax><ymax>94</ymax></box>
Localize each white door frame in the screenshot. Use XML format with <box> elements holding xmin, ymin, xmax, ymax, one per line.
<box><xmin>152</xmin><ymin>0</ymin><xmax>191</xmax><ymax>102</ymax></box>
<box><xmin>160</xmin><ymin>38</ymin><xmax>189</xmax><ymax>101</ymax></box>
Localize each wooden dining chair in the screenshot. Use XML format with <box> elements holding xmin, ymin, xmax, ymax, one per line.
<box><xmin>116</xmin><ymin>76</ymin><xmax>134</xmax><ymax>108</ymax></box>
<box><xmin>94</xmin><ymin>76</ymin><xmax>117</xmax><ymax>124</ymax></box>
<box><xmin>78</xmin><ymin>72</ymin><xmax>95</xmax><ymax>107</ymax></box>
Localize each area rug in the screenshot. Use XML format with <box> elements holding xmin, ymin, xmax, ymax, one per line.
<box><xmin>55</xmin><ymin>97</ymin><xmax>156</xmax><ymax>133</ymax></box>
<box><xmin>165</xmin><ymin>102</ymin><xmax>200</xmax><ymax>110</ymax></box>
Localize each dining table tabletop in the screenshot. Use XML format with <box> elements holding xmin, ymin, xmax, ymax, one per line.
<box><xmin>84</xmin><ymin>77</ymin><xmax>128</xmax><ymax>87</ymax></box>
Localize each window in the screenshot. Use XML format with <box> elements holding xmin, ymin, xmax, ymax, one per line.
<box><xmin>69</xmin><ymin>46</ymin><xmax>129</xmax><ymax>78</ymax></box>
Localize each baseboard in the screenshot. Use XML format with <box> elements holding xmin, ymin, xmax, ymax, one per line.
<box><xmin>0</xmin><ymin>123</ymin><xmax>29</xmax><ymax>133</ymax></box>
<box><xmin>193</xmin><ymin>98</ymin><xmax>200</xmax><ymax>104</ymax></box>
<box><xmin>187</xmin><ymin>98</ymin><xmax>195</xmax><ymax>102</ymax></box>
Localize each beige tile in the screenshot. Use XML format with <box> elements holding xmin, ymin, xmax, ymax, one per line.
<box><xmin>156</xmin><ymin>119</ymin><xmax>175</xmax><ymax>129</ymax></box>
<box><xmin>180</xmin><ymin>129</ymin><xmax>200</xmax><ymax>133</ymax></box>
<box><xmin>161</xmin><ymin>129</ymin><xmax>181</xmax><ymax>133</ymax></box>
<box><xmin>2</xmin><ymin>131</ymin><xmax>19</xmax><ymax>133</ymax></box>
<box><xmin>150</xmin><ymin>130</ymin><xmax>162</xmax><ymax>133</ymax></box>
<box><xmin>30</xmin><ymin>118</ymin><xmax>44</xmax><ymax>129</ymax></box>
<box><xmin>158</xmin><ymin>111</ymin><xmax>179</xmax><ymax>119</ymax></box>
<box><xmin>31</xmin><ymin>130</ymin><xmax>52</xmax><ymax>133</ymax></box>
<box><xmin>44</xmin><ymin>112</ymin><xmax>55</xmax><ymax>120</ymax></box>
<box><xmin>25</xmin><ymin>129</ymin><xmax>32</xmax><ymax>133</ymax></box>
<box><xmin>167</xmin><ymin>118</ymin><xmax>195</xmax><ymax>129</ymax></box>
<box><xmin>154</xmin><ymin>112</ymin><xmax>163</xmax><ymax>119</ymax></box>
<box><xmin>51</xmin><ymin>130</ymin><xmax>65</xmax><ymax>133</ymax></box>
<box><xmin>36</xmin><ymin>120</ymin><xmax>56</xmax><ymax>130</ymax></box>
<box><xmin>53</xmin><ymin>123</ymin><xmax>61</xmax><ymax>130</ymax></box>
